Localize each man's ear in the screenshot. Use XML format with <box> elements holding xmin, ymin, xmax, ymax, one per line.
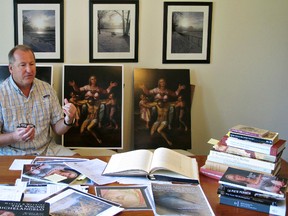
<box><xmin>8</xmin><ymin>64</ymin><xmax>13</xmax><ymax>74</ymax></box>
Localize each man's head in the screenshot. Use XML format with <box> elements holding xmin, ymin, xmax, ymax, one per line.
<box><xmin>8</xmin><ymin>45</ymin><xmax>36</xmax><ymax>89</ymax></box>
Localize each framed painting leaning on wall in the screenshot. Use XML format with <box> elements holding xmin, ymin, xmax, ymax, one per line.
<box><xmin>62</xmin><ymin>64</ymin><xmax>123</xmax><ymax>149</ymax></box>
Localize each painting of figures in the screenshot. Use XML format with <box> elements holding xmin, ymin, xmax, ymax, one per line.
<box><xmin>62</xmin><ymin>64</ymin><xmax>123</xmax><ymax>149</ymax></box>
<box><xmin>134</xmin><ymin>68</ymin><xmax>192</xmax><ymax>150</ymax></box>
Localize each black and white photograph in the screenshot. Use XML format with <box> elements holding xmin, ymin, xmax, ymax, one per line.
<box><xmin>89</xmin><ymin>0</ymin><xmax>139</xmax><ymax>62</ymax></box>
<box><xmin>62</xmin><ymin>64</ymin><xmax>123</xmax><ymax>149</ymax></box>
<box><xmin>134</xmin><ymin>68</ymin><xmax>193</xmax><ymax>150</ymax></box>
<box><xmin>14</xmin><ymin>0</ymin><xmax>64</xmax><ymax>62</ymax></box>
<box><xmin>163</xmin><ymin>2</ymin><xmax>213</xmax><ymax>63</ymax></box>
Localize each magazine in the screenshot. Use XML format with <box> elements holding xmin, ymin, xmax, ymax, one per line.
<box><xmin>40</xmin><ymin>187</ymin><xmax>123</xmax><ymax>216</ymax></box>
<box><xmin>22</xmin><ymin>163</ymin><xmax>81</xmax><ymax>185</ymax></box>
<box><xmin>151</xmin><ymin>183</ymin><xmax>215</xmax><ymax>216</ymax></box>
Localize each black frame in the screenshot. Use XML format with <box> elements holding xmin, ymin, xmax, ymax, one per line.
<box><xmin>89</xmin><ymin>0</ymin><xmax>139</xmax><ymax>62</ymax></box>
<box><xmin>14</xmin><ymin>0</ymin><xmax>64</xmax><ymax>62</ymax></box>
<box><xmin>162</xmin><ymin>2</ymin><xmax>213</xmax><ymax>64</ymax></box>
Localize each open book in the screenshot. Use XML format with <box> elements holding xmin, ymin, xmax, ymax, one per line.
<box><xmin>102</xmin><ymin>147</ymin><xmax>199</xmax><ymax>183</ymax></box>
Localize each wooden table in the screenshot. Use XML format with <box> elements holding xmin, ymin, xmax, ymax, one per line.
<box><xmin>0</xmin><ymin>155</ymin><xmax>287</xmax><ymax>216</ymax></box>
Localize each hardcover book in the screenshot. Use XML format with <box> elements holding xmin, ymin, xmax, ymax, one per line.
<box><xmin>0</xmin><ymin>201</ymin><xmax>49</xmax><ymax>216</ymax></box>
<box><xmin>228</xmin><ymin>131</ymin><xmax>279</xmax><ymax>144</ymax></box>
<box><xmin>102</xmin><ymin>147</ymin><xmax>199</xmax><ymax>183</ymax></box>
<box><xmin>219</xmin><ymin>195</ymin><xmax>286</xmax><ymax>216</ymax></box>
<box><xmin>151</xmin><ymin>183</ymin><xmax>215</xmax><ymax>216</ymax></box>
<box><xmin>219</xmin><ymin>167</ymin><xmax>288</xmax><ymax>198</ymax></box>
<box><xmin>222</xmin><ymin>136</ymin><xmax>286</xmax><ymax>156</ymax></box>
<box><xmin>209</xmin><ymin>149</ymin><xmax>277</xmax><ymax>170</ymax></box>
<box><xmin>229</xmin><ymin>125</ymin><xmax>269</xmax><ymax>137</ymax></box>
<box><xmin>207</xmin><ymin>154</ymin><xmax>280</xmax><ymax>174</ymax></box>
<box><xmin>213</xmin><ymin>140</ymin><xmax>281</xmax><ymax>163</ymax></box>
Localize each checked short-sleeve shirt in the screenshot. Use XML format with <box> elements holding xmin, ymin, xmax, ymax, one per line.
<box><xmin>0</xmin><ymin>76</ymin><xmax>63</xmax><ymax>155</ymax></box>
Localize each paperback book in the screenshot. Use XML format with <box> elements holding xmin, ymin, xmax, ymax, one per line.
<box><xmin>219</xmin><ymin>167</ymin><xmax>288</xmax><ymax>198</ymax></box>
<box><xmin>219</xmin><ymin>195</ymin><xmax>286</xmax><ymax>216</ymax></box>
<box><xmin>0</xmin><ymin>201</ymin><xmax>49</xmax><ymax>216</ymax></box>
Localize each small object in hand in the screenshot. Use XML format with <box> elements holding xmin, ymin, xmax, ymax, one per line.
<box><xmin>17</xmin><ymin>123</ymin><xmax>36</xmax><ymax>128</ymax></box>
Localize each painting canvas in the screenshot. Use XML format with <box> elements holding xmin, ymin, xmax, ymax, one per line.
<box><xmin>0</xmin><ymin>64</ymin><xmax>53</xmax><ymax>85</ymax></box>
<box><xmin>62</xmin><ymin>64</ymin><xmax>123</xmax><ymax>149</ymax></box>
<box><xmin>134</xmin><ymin>68</ymin><xmax>192</xmax><ymax>150</ymax></box>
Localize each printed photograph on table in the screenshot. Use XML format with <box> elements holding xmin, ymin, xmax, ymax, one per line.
<box><xmin>95</xmin><ymin>186</ymin><xmax>152</xmax><ymax>210</ymax></box>
<box><xmin>14</xmin><ymin>0</ymin><xmax>64</xmax><ymax>62</ymax></box>
<box><xmin>162</xmin><ymin>2</ymin><xmax>213</xmax><ymax>64</ymax></box>
<box><xmin>62</xmin><ymin>64</ymin><xmax>123</xmax><ymax>149</ymax></box>
<box><xmin>133</xmin><ymin>68</ymin><xmax>192</xmax><ymax>150</ymax></box>
<box><xmin>0</xmin><ymin>64</ymin><xmax>53</xmax><ymax>85</ymax></box>
<box><xmin>89</xmin><ymin>0</ymin><xmax>139</xmax><ymax>62</ymax></box>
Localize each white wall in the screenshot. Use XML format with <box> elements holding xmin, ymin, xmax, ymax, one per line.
<box><xmin>1</xmin><ymin>0</ymin><xmax>288</xmax><ymax>161</ymax></box>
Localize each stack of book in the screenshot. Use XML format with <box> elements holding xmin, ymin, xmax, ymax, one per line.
<box><xmin>218</xmin><ymin>167</ymin><xmax>287</xmax><ymax>215</ymax></box>
<box><xmin>200</xmin><ymin>124</ymin><xmax>286</xmax><ymax>180</ymax></box>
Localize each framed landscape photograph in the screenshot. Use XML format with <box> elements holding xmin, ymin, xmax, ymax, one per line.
<box><xmin>62</xmin><ymin>64</ymin><xmax>123</xmax><ymax>149</ymax></box>
<box><xmin>89</xmin><ymin>0</ymin><xmax>139</xmax><ymax>62</ymax></box>
<box><xmin>162</xmin><ymin>2</ymin><xmax>213</xmax><ymax>64</ymax></box>
<box><xmin>14</xmin><ymin>0</ymin><xmax>64</xmax><ymax>62</ymax></box>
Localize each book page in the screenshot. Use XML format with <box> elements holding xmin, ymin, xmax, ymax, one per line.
<box><xmin>150</xmin><ymin>148</ymin><xmax>198</xmax><ymax>179</ymax></box>
<box><xmin>103</xmin><ymin>149</ymin><xmax>154</xmax><ymax>175</ymax></box>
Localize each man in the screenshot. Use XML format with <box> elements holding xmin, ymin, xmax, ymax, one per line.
<box><xmin>0</xmin><ymin>45</ymin><xmax>77</xmax><ymax>155</ymax></box>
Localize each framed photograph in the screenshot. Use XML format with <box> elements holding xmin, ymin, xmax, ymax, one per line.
<box><xmin>95</xmin><ymin>186</ymin><xmax>152</xmax><ymax>210</ymax></box>
<box><xmin>89</xmin><ymin>0</ymin><xmax>139</xmax><ymax>62</ymax></box>
<box><xmin>163</xmin><ymin>2</ymin><xmax>213</xmax><ymax>64</ymax></box>
<box><xmin>62</xmin><ymin>64</ymin><xmax>123</xmax><ymax>149</ymax></box>
<box><xmin>0</xmin><ymin>64</ymin><xmax>53</xmax><ymax>85</ymax></box>
<box><xmin>133</xmin><ymin>68</ymin><xmax>193</xmax><ymax>150</ymax></box>
<box><xmin>14</xmin><ymin>0</ymin><xmax>64</xmax><ymax>62</ymax></box>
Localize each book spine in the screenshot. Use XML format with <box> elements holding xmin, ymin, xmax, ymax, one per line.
<box><xmin>229</xmin><ymin>132</ymin><xmax>273</xmax><ymax>144</ymax></box>
<box><xmin>229</xmin><ymin>128</ymin><xmax>265</xmax><ymax>138</ymax></box>
<box><xmin>226</xmin><ymin>137</ymin><xmax>273</xmax><ymax>155</ymax></box>
<box><xmin>209</xmin><ymin>150</ymin><xmax>276</xmax><ymax>170</ymax></box>
<box><xmin>207</xmin><ymin>155</ymin><xmax>274</xmax><ymax>174</ymax></box>
<box><xmin>218</xmin><ymin>190</ymin><xmax>278</xmax><ymax>206</ymax></box>
<box><xmin>218</xmin><ymin>185</ymin><xmax>283</xmax><ymax>202</ymax></box>
<box><xmin>200</xmin><ymin>166</ymin><xmax>223</xmax><ymax>180</ymax></box>
<box><xmin>214</xmin><ymin>143</ymin><xmax>277</xmax><ymax>162</ymax></box>
<box><xmin>220</xmin><ymin>195</ymin><xmax>285</xmax><ymax>216</ymax></box>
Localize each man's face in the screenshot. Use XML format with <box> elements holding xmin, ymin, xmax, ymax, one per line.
<box><xmin>9</xmin><ymin>49</ymin><xmax>36</xmax><ymax>89</ymax></box>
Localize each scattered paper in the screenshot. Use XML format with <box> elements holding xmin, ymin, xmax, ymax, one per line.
<box><xmin>9</xmin><ymin>159</ymin><xmax>33</xmax><ymax>170</ymax></box>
